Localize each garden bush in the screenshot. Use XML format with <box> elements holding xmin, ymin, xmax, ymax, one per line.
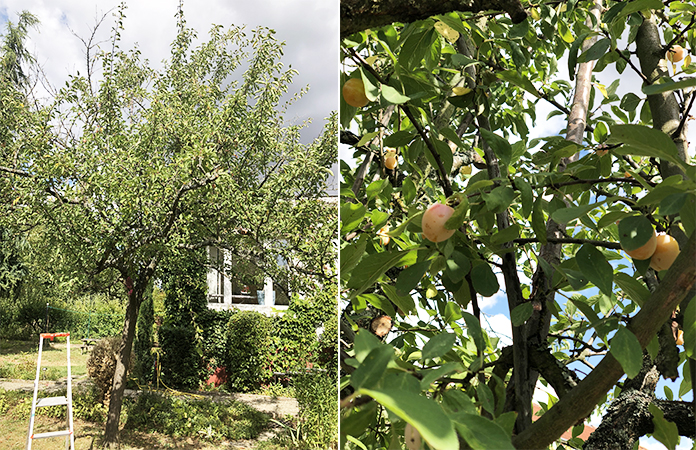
<box><xmin>226</xmin><ymin>310</ymin><xmax>272</xmax><ymax>392</ymax></box>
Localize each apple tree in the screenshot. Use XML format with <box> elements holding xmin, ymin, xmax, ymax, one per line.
<box><xmin>340</xmin><ymin>0</ymin><xmax>696</xmax><ymax>448</ymax></box>
<box><xmin>1</xmin><ymin>4</ymin><xmax>336</xmax><ymax>447</ymax></box>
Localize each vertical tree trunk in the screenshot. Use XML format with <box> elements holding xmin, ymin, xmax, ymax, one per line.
<box><xmin>525</xmin><ymin>0</ymin><xmax>602</xmax><ymax>368</ymax></box>
<box><xmin>103</xmin><ymin>289</ymin><xmax>142</xmax><ymax>448</ymax></box>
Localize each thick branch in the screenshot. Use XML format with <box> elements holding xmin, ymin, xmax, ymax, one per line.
<box><xmin>512</xmin><ymin>231</ymin><xmax>696</xmax><ymax>449</ymax></box>
<box><xmin>340</xmin><ymin>0</ymin><xmax>527</xmax><ymax>38</ymax></box>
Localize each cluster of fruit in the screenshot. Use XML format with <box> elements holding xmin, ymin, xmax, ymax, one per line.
<box><xmin>621</xmin><ymin>226</ymin><xmax>681</xmax><ymax>272</ymax></box>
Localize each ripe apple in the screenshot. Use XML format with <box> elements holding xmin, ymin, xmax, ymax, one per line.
<box><xmin>422</xmin><ymin>203</ymin><xmax>456</xmax><ymax>243</ymax></box>
<box><xmin>622</xmin><ymin>229</ymin><xmax>657</xmax><ymax>260</ymax></box>
<box><xmin>650</xmin><ymin>233</ymin><xmax>680</xmax><ymax>271</ymax></box>
<box><xmin>668</xmin><ymin>45</ymin><xmax>687</xmax><ymax>63</ymax></box>
<box><xmin>342</xmin><ymin>78</ymin><xmax>369</xmax><ymax>108</ymax></box>
<box><xmin>404</xmin><ymin>423</ymin><xmax>422</xmax><ymax>450</ymax></box>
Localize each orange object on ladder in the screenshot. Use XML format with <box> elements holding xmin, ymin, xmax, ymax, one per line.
<box><xmin>26</xmin><ymin>332</ymin><xmax>75</xmax><ymax>450</ymax></box>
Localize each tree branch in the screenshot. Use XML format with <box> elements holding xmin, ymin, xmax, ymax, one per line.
<box><xmin>512</xmin><ymin>231</ymin><xmax>696</xmax><ymax>449</ymax></box>
<box><xmin>340</xmin><ymin>0</ymin><xmax>527</xmax><ymax>38</ymax></box>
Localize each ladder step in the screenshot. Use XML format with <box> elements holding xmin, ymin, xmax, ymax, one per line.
<box><xmin>32</xmin><ymin>429</ymin><xmax>72</xmax><ymax>439</ymax></box>
<box><xmin>35</xmin><ymin>396</ymin><xmax>68</xmax><ymax>407</ymax></box>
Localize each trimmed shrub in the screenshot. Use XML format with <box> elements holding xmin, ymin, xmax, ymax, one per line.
<box><xmin>226</xmin><ymin>310</ymin><xmax>272</xmax><ymax>392</ymax></box>
<box><xmin>86</xmin><ymin>336</ymin><xmax>133</xmax><ymax>404</ymax></box>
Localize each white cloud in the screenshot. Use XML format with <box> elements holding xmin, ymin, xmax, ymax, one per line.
<box><xmin>0</xmin><ymin>0</ymin><xmax>338</xmax><ymax>143</ymax></box>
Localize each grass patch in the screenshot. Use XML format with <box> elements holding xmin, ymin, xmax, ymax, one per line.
<box><xmin>0</xmin><ymin>339</ymin><xmax>89</xmax><ymax>380</ymax></box>
<box><xmin>125</xmin><ymin>391</ymin><xmax>268</xmax><ymax>441</ymax></box>
<box><xmin>1</xmin><ymin>388</ymin><xmax>274</xmax><ymax>448</ymax></box>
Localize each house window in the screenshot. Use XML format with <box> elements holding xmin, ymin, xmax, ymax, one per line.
<box><xmin>208</xmin><ymin>247</ymin><xmax>225</xmax><ymax>303</ymax></box>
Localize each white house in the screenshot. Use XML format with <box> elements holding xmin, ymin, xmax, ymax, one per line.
<box><xmin>205</xmin><ymin>246</ymin><xmax>290</xmax><ymax>315</ymax></box>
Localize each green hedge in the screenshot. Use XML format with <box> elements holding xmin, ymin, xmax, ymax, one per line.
<box><xmin>226</xmin><ymin>310</ymin><xmax>272</xmax><ymax>392</ymax></box>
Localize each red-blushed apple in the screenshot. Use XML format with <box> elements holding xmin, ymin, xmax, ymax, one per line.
<box><xmin>422</xmin><ymin>203</ymin><xmax>455</xmax><ymax>243</ymax></box>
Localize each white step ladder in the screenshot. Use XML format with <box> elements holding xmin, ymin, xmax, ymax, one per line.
<box><xmin>26</xmin><ymin>332</ymin><xmax>75</xmax><ymax>450</ymax></box>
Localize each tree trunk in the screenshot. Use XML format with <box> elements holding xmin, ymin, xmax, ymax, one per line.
<box><xmin>102</xmin><ymin>289</ymin><xmax>142</xmax><ymax>448</ymax></box>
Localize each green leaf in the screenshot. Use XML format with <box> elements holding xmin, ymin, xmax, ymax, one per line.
<box><xmin>445</xmin><ymin>251</ymin><xmax>471</xmax><ymax>283</ymax></box>
<box><xmin>351</xmin><ymin>345</ymin><xmax>395</xmax><ymax>390</ymax></box>
<box><xmin>516</xmin><ymin>177</ymin><xmax>533</xmax><ymax>219</ymax></box>
<box><xmin>480</xmin><ymin>128</ymin><xmax>512</xmax><ymax>167</ymax></box>
<box><xmin>511</xmin><ymin>303</ymin><xmax>534</xmax><ymax>326</ymax></box>
<box><xmin>490</xmin><ymin>224</ymin><xmax>521</xmax><ymax>245</ymax></box>
<box><xmin>551</xmin><ymin>200</ymin><xmax>607</xmax><ymax>224</ymax></box>
<box><xmin>384</xmin><ymin>130</ymin><xmax>416</xmax><ymax>147</ymax></box>
<box><xmin>444</xmin><ymin>197</ymin><xmax>469</xmax><ymax>230</ymax></box>
<box><xmin>532</xmin><ymin>196</ymin><xmax>547</xmax><ymax>244</ymax></box>
<box><xmin>341</xmin><ymin>236</ymin><xmax>368</xmax><ymax>280</ymax></box>
<box><xmin>497</xmin><ymin>70</ymin><xmax>539</xmax><ymax>97</ymax></box>
<box><xmin>642</xmin><ymin>77</ymin><xmax>696</xmax><ymax>95</ymax></box>
<box><xmin>476</xmin><ymin>383</ymin><xmax>496</xmax><ymax>415</ymax></box>
<box><xmin>381</xmin><ymin>84</ymin><xmax>411</xmax><ymax>104</ymax></box>
<box><xmin>425</xmin><ymin>138</ymin><xmax>453</xmax><ymax>176</ymax></box>
<box><xmin>353</xmin><ymin>329</ymin><xmax>383</xmax><ymax>362</ymax></box>
<box><xmin>649</xmin><ymin>403</ymin><xmax>680</xmax><ymax>450</ymax></box>
<box><xmin>597</xmin><ymin>210</ymin><xmax>632</xmax><ymax>229</ymax></box>
<box><xmin>420</xmin><ymin>362</ymin><xmax>462</xmax><ymax>390</ymax></box>
<box><xmin>508</xmin><ymin>18</ymin><xmax>529</xmax><ymax>40</ymax></box>
<box><xmin>576</xmin><ymin>244</ymin><xmax>613</xmax><ymax>296</ymax></box>
<box><xmin>341</xmin><ymin>202</ymin><xmax>366</xmax><ymax>234</ymax></box>
<box><xmin>359</xmin><ymin>293</ymin><xmax>396</xmax><ymax>318</ymax></box>
<box><xmin>482</xmin><ymin>186</ymin><xmax>515</xmax><ymax>214</ymax></box>
<box><xmin>358</xmin><ymin>387</ymin><xmax>459</xmax><ymax>450</ymax></box>
<box><xmin>462</xmin><ymin>311</ymin><xmax>485</xmax><ymax>352</ymax></box>
<box><xmin>381</xmin><ymin>284</ymin><xmax>417</xmax><ymax>316</ymax></box>
<box><xmin>470</xmin><ymin>263</ymin><xmax>499</xmax><ymax>297</ymax></box>
<box><xmin>347</xmin><ymin>250</ymin><xmax>417</xmax><ymax>298</ymax></box>
<box><xmin>659</xmin><ymin>193</ymin><xmax>687</xmax><ymax>216</ymax></box>
<box><xmin>610</xmin><ymin>326</ymin><xmax>643</xmax><ymax>378</ymax></box>
<box><xmin>453</xmin><ymin>414</ymin><xmax>515</xmax><ymax>450</ymax></box>
<box><xmin>422</xmin><ymin>332</ymin><xmax>457</xmax><ymax>360</ymax></box>
<box><xmin>395</xmin><ymin>260</ymin><xmax>431</xmax><ymax>295</ymax></box>
<box><xmin>577</xmin><ymin>38</ymin><xmax>611</xmax><ymax>63</ymax></box>
<box><xmin>617</xmin><ymin>215</ymin><xmax>654</xmax><ymax>252</ymax></box>
<box><xmin>620</xmin><ymin>92</ymin><xmax>641</xmax><ymax>112</ymax></box>
<box><xmin>608</xmin><ymin>124</ymin><xmax>684</xmax><ymax>167</ymax></box>
<box><xmin>615</xmin><ymin>0</ymin><xmax>664</xmax><ymax>19</ymax></box>
<box><xmin>613</xmin><ymin>272</ymin><xmax>649</xmax><ymax>307</ymax></box>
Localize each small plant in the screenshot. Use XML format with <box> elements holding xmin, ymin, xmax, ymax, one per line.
<box><xmin>272</xmin><ymin>372</ymin><xmax>337</xmax><ymax>449</ymax></box>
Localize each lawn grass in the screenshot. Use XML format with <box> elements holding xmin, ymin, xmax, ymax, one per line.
<box><xmin>0</xmin><ymin>338</ymin><xmax>89</xmax><ymax>380</ymax></box>
<box><xmin>1</xmin><ymin>388</ymin><xmax>281</xmax><ymax>449</ymax></box>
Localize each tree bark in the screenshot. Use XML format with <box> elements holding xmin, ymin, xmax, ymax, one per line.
<box><xmin>103</xmin><ymin>288</ymin><xmax>142</xmax><ymax>448</ymax></box>
<box><xmin>340</xmin><ymin>0</ymin><xmax>527</xmax><ymax>38</ymax></box>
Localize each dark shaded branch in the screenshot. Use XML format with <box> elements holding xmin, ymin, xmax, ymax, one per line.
<box><xmin>513</xmin><ymin>237</ymin><xmax>621</xmax><ymax>250</ymax></box>
<box><xmin>340</xmin><ymin>0</ymin><xmax>527</xmax><ymax>38</ymax></box>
